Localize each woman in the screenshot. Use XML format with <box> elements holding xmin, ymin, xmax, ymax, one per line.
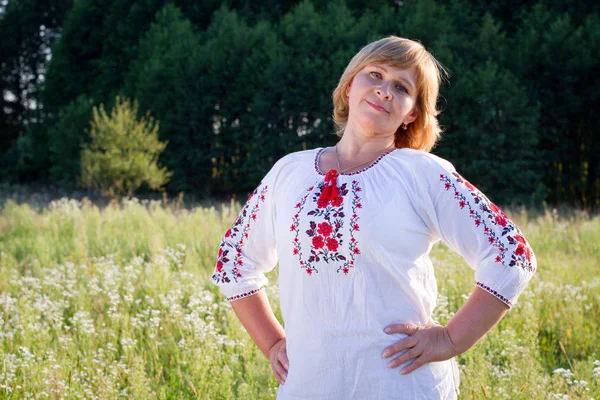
<box><xmin>211</xmin><ymin>36</ymin><xmax>536</xmax><ymax>399</ymax></box>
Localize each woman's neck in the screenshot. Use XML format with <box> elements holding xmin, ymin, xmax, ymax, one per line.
<box><xmin>335</xmin><ymin>128</ymin><xmax>396</xmax><ymax>158</ymax></box>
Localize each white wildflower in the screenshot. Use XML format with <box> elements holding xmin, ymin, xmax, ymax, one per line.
<box><xmin>69</xmin><ymin>310</ymin><xmax>96</xmax><ymax>335</ymax></box>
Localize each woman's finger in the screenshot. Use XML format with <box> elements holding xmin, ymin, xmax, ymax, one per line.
<box><xmin>271</xmin><ymin>366</ymin><xmax>284</xmax><ymax>385</ymax></box>
<box><xmin>271</xmin><ymin>367</ymin><xmax>283</xmax><ymax>385</ymax></box>
<box><xmin>382</xmin><ymin>334</ymin><xmax>418</xmax><ymax>358</ymax></box>
<box><xmin>400</xmin><ymin>354</ymin><xmax>429</xmax><ymax>375</ymax></box>
<box><xmin>279</xmin><ymin>345</ymin><xmax>290</xmax><ymax>370</ymax></box>
<box><xmin>384</xmin><ymin>322</ymin><xmax>422</xmax><ymax>335</ymax></box>
<box><xmin>271</xmin><ymin>359</ymin><xmax>288</xmax><ymax>384</ymax></box>
<box><xmin>387</xmin><ymin>344</ymin><xmax>425</xmax><ymax>369</ymax></box>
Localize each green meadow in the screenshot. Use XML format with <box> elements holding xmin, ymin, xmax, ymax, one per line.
<box><xmin>0</xmin><ymin>197</ymin><xmax>598</xmax><ymax>399</ymax></box>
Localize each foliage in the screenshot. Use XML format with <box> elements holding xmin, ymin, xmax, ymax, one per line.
<box><xmin>122</xmin><ymin>3</ymin><xmax>211</xmax><ymax>196</ymax></box>
<box><xmin>47</xmin><ymin>94</ymin><xmax>96</xmax><ymax>192</ymax></box>
<box><xmin>0</xmin><ymin>0</ymin><xmax>72</xmax><ymax>181</ymax></box>
<box><xmin>0</xmin><ymin>0</ymin><xmax>599</xmax><ymax>208</ymax></box>
<box><xmin>79</xmin><ymin>96</ymin><xmax>172</xmax><ymax>198</ymax></box>
<box><xmin>512</xmin><ymin>6</ymin><xmax>600</xmax><ymax>208</ymax></box>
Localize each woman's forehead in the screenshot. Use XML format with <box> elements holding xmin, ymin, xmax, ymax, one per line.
<box><xmin>364</xmin><ymin>62</ymin><xmax>416</xmax><ymax>75</ymax></box>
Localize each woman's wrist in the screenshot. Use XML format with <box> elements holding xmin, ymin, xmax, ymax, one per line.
<box><xmin>267</xmin><ymin>337</ymin><xmax>286</xmax><ymax>358</ymax></box>
<box><xmin>444</xmin><ymin>286</ymin><xmax>510</xmax><ymax>355</ymax></box>
<box><xmin>229</xmin><ymin>290</ymin><xmax>287</xmax><ymax>359</ymax></box>
<box><xmin>440</xmin><ymin>326</ymin><xmax>461</xmax><ymax>357</ymax></box>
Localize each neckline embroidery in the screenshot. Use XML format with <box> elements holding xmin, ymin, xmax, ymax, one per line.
<box><xmin>290</xmin><ymin>180</ymin><xmax>363</xmax><ymax>275</ymax></box>
<box><xmin>313</xmin><ymin>147</ymin><xmax>397</xmax><ymax>176</ymax></box>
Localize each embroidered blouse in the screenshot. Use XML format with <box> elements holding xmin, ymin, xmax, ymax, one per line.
<box><xmin>211</xmin><ymin>147</ymin><xmax>537</xmax><ymax>400</ymax></box>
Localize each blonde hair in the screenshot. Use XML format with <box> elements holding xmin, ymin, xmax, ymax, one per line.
<box><xmin>332</xmin><ymin>36</ymin><xmax>448</xmax><ymax>152</ymax></box>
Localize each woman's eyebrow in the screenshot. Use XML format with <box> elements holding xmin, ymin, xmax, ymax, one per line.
<box><xmin>372</xmin><ymin>65</ymin><xmax>415</xmax><ymax>92</ymax></box>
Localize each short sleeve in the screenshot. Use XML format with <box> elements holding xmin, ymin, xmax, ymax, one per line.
<box><xmin>210</xmin><ymin>159</ymin><xmax>283</xmax><ymax>302</ymax></box>
<box><xmin>413</xmin><ymin>155</ymin><xmax>537</xmax><ymax>308</ymax></box>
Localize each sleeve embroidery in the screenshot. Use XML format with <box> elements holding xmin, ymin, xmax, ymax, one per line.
<box><xmin>439</xmin><ymin>171</ymin><xmax>535</xmax><ymax>274</ymax></box>
<box><xmin>212</xmin><ymin>184</ymin><xmax>269</xmax><ymax>284</ymax></box>
<box><xmin>476</xmin><ymin>281</ymin><xmax>512</xmax><ymax>307</ymax></box>
<box><xmin>226</xmin><ymin>286</ymin><xmax>265</xmax><ymax>302</ymax></box>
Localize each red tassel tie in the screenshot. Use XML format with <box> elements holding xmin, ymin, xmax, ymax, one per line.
<box><xmin>319</xmin><ymin>169</ymin><xmax>339</xmax><ymax>204</ymax></box>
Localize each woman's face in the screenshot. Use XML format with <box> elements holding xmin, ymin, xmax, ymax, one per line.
<box><xmin>345</xmin><ymin>63</ymin><xmax>419</xmax><ymax>137</ymax></box>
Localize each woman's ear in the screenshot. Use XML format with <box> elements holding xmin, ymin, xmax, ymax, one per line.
<box><xmin>405</xmin><ymin>107</ymin><xmax>420</xmax><ymax>124</ymax></box>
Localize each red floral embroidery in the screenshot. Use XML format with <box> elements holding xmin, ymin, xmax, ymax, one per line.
<box><xmin>317</xmin><ymin>222</ymin><xmax>333</xmax><ymax>236</ymax></box>
<box><xmin>312</xmin><ymin>235</ymin><xmax>325</xmax><ymax>249</ymax></box>
<box><xmin>291</xmin><ymin>180</ymin><xmax>362</xmax><ymax>275</ymax></box>
<box><xmin>331</xmin><ymin>197</ymin><xmax>344</xmax><ymax>207</ymax></box>
<box><xmin>440</xmin><ymin>172</ymin><xmax>535</xmax><ymax>272</ymax></box>
<box><xmin>212</xmin><ymin>184</ymin><xmax>268</xmax><ymax>284</ymax></box>
<box><xmin>326</xmin><ymin>237</ymin><xmax>339</xmax><ymax>252</ymax></box>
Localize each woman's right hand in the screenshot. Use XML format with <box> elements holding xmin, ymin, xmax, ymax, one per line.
<box><xmin>268</xmin><ymin>337</ymin><xmax>289</xmax><ymax>385</ymax></box>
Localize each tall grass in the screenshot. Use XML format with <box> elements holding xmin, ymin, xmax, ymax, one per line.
<box><xmin>0</xmin><ymin>197</ymin><xmax>598</xmax><ymax>399</ymax></box>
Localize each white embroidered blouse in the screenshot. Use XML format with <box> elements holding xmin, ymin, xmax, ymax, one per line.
<box><xmin>211</xmin><ymin>147</ymin><xmax>537</xmax><ymax>400</ymax></box>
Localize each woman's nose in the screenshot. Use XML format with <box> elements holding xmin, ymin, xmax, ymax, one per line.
<box><xmin>376</xmin><ymin>85</ymin><xmax>392</xmax><ymax>99</ymax></box>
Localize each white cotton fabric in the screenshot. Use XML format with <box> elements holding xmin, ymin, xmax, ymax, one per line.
<box><xmin>211</xmin><ymin>147</ymin><xmax>537</xmax><ymax>400</ymax></box>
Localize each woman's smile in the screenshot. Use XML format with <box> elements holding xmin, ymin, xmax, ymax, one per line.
<box><xmin>365</xmin><ymin>100</ymin><xmax>388</xmax><ymax>113</ymax></box>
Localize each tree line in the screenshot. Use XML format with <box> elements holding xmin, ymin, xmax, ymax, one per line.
<box><xmin>1</xmin><ymin>0</ymin><xmax>598</xmax><ymax>208</ymax></box>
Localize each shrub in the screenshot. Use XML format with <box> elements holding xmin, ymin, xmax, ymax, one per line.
<box><xmin>79</xmin><ymin>96</ymin><xmax>172</xmax><ymax>198</ymax></box>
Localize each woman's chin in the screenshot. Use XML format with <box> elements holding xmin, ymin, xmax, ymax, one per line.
<box><xmin>350</xmin><ymin>118</ymin><xmax>394</xmax><ymax>136</ymax></box>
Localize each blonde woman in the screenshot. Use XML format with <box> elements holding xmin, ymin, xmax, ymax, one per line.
<box><xmin>211</xmin><ymin>36</ymin><xmax>536</xmax><ymax>399</ymax></box>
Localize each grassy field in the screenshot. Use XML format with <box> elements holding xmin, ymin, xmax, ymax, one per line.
<box><xmin>0</xmin><ymin>196</ymin><xmax>598</xmax><ymax>399</ymax></box>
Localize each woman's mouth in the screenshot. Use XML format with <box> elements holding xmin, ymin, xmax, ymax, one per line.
<box><xmin>366</xmin><ymin>100</ymin><xmax>387</xmax><ymax>113</ymax></box>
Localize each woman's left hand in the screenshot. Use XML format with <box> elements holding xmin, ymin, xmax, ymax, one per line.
<box><xmin>381</xmin><ymin>320</ymin><xmax>459</xmax><ymax>375</ymax></box>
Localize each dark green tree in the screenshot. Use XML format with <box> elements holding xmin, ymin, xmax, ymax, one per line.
<box><xmin>123</xmin><ymin>3</ymin><xmax>211</xmax><ymax>196</ymax></box>
<box><xmin>435</xmin><ymin>12</ymin><xmax>543</xmax><ymax>205</ymax></box>
<box><xmin>47</xmin><ymin>94</ymin><xmax>95</xmax><ymax>191</ymax></box>
<box><xmin>1</xmin><ymin>0</ymin><xmax>598</xmax><ymax>207</ymax></box>
<box><xmin>513</xmin><ymin>5</ymin><xmax>600</xmax><ymax>207</ymax></box>
<box><xmin>0</xmin><ymin>0</ymin><xmax>72</xmax><ymax>181</ymax></box>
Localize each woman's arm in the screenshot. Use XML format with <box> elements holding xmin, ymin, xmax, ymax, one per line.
<box><xmin>382</xmin><ymin>155</ymin><xmax>536</xmax><ymax>374</ymax></box>
<box><xmin>445</xmin><ymin>285</ymin><xmax>510</xmax><ymax>354</ymax></box>
<box><xmin>230</xmin><ymin>290</ymin><xmax>286</xmax><ymax>358</ymax></box>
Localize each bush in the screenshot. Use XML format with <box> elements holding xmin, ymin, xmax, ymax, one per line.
<box><xmin>79</xmin><ymin>96</ymin><xmax>172</xmax><ymax>198</ymax></box>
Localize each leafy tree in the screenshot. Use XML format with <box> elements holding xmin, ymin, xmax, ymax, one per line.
<box><xmin>40</xmin><ymin>0</ymin><xmax>107</xmax><ymax>115</ymax></box>
<box><xmin>200</xmin><ymin>6</ymin><xmax>289</xmax><ymax>193</ymax></box>
<box><xmin>513</xmin><ymin>5</ymin><xmax>600</xmax><ymax>207</ymax></box>
<box><xmin>2</xmin><ymin>0</ymin><xmax>598</xmax><ymax>207</ymax></box>
<box><xmin>80</xmin><ymin>96</ymin><xmax>172</xmax><ymax>198</ymax></box>
<box><xmin>0</xmin><ymin>0</ymin><xmax>72</xmax><ymax>182</ymax></box>
<box><xmin>122</xmin><ymin>3</ymin><xmax>210</xmax><ymax>196</ymax></box>
<box><xmin>47</xmin><ymin>94</ymin><xmax>95</xmax><ymax>192</ymax></box>
<box><xmin>440</xmin><ymin>59</ymin><xmax>542</xmax><ymax>205</ymax></box>
<box><xmin>434</xmin><ymin>12</ymin><xmax>544</xmax><ymax>205</ymax></box>
<box><xmin>41</xmin><ymin>0</ymin><xmax>166</xmax><ymax>114</ymax></box>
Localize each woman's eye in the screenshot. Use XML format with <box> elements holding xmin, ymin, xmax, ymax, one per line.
<box><xmin>370</xmin><ymin>71</ymin><xmax>408</xmax><ymax>94</ymax></box>
<box><xmin>395</xmin><ymin>84</ymin><xmax>408</xmax><ymax>93</ymax></box>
